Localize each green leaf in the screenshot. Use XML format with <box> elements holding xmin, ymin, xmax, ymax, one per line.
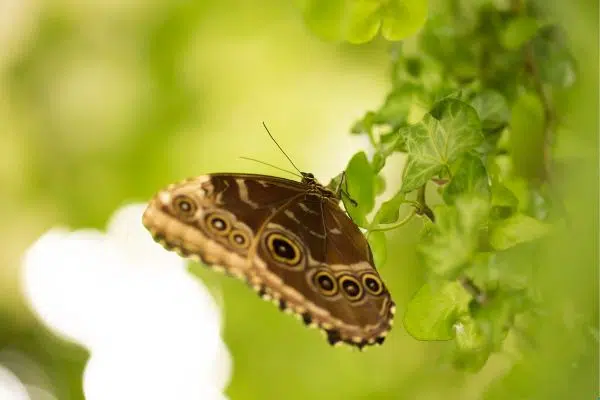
<box><xmin>530</xmin><ymin>26</ymin><xmax>576</xmax><ymax>87</ymax></box>
<box><xmin>374</xmin><ymin>174</ymin><xmax>386</xmax><ymax>195</ymax></box>
<box><xmin>489</xmin><ymin>213</ymin><xmax>551</xmax><ymax>250</ymax></box>
<box><xmin>391</xmin><ymin>54</ymin><xmax>445</xmax><ymax>99</ymax></box>
<box><xmin>451</xmin><ymin>316</ymin><xmax>490</xmax><ymax>372</ymax></box>
<box><xmin>379</xmin><ymin>0</ymin><xmax>429</xmax><ymax>42</ymax></box>
<box><xmin>443</xmin><ymin>153</ymin><xmax>491</xmax><ymax>205</ymax></box>
<box><xmin>403</xmin><ymin>281</ymin><xmax>471</xmax><ymax>340</ymax></box>
<box><xmin>371</xmin><ymin>151</ymin><xmax>386</xmax><ymax>173</ymax></box>
<box><xmin>351</xmin><ymin>110</ymin><xmax>377</xmax><ymax>135</ymax></box>
<box><xmin>470</xmin><ymin>288</ymin><xmax>528</xmax><ymax>352</ymax></box>
<box><xmin>510</xmin><ymin>91</ymin><xmax>546</xmax><ymax>182</ymax></box>
<box><xmin>346</xmin><ymin>0</ymin><xmax>429</xmax><ymax>44</ymax></box>
<box><xmin>344</xmin><ymin>151</ymin><xmax>375</xmax><ymax>227</ymax></box>
<box><xmin>367</xmin><ymin>231</ymin><xmax>387</xmax><ymax>267</ymax></box>
<box><xmin>418</xmin><ymin>11</ymin><xmax>479</xmax><ymax>81</ymax></box>
<box><xmin>375</xmin><ymin>84</ymin><xmax>421</xmax><ymax>129</ymax></box>
<box><xmin>501</xmin><ymin>16</ymin><xmax>540</xmax><ymax>49</ymax></box>
<box><xmin>488</xmin><ymin>154</ymin><xmax>513</xmax><ymax>181</ymax></box>
<box><xmin>490</xmin><ymin>180</ymin><xmax>519</xmax><ymax>219</ymax></box>
<box><xmin>490</xmin><ymin>243</ymin><xmax>539</xmax><ymax>290</ymax></box>
<box><xmin>344</xmin><ymin>0</ymin><xmax>382</xmax><ymax>44</ymax></box>
<box><xmin>470</xmin><ymin>90</ymin><xmax>510</xmax><ymax>132</ymax></box>
<box><xmin>378</xmin><ymin>129</ymin><xmax>407</xmax><ymax>162</ymax></box>
<box><xmin>454</xmin><ymin>316</ymin><xmax>487</xmax><ymax>351</ymax></box>
<box><xmin>400</xmin><ymin>156</ymin><xmax>443</xmax><ymax>193</ymax></box>
<box><xmin>419</xmin><ymin>196</ymin><xmax>489</xmax><ymax>278</ymax></box>
<box><xmin>301</xmin><ymin>0</ymin><xmax>428</xmax><ymax>44</ymax></box>
<box><xmin>504</xmin><ymin>176</ymin><xmax>531</xmax><ymax>213</ymax></box>
<box><xmin>370</xmin><ymin>189</ymin><xmax>406</xmax><ymax>226</ymax></box>
<box><xmin>401</xmin><ymin>99</ymin><xmax>483</xmax><ymax>192</ymax></box>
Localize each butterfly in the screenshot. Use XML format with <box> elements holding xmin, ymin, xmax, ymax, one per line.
<box><xmin>142</xmin><ymin>129</ymin><xmax>395</xmax><ymax>348</ymax></box>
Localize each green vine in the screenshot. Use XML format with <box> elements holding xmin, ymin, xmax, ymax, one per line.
<box><xmin>309</xmin><ymin>0</ymin><xmax>576</xmax><ymax>372</ymax></box>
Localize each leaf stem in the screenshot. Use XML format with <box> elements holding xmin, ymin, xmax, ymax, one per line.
<box><xmin>523</xmin><ymin>27</ymin><xmax>570</xmax><ymax>221</ymax></box>
<box><xmin>416</xmin><ymin>184</ymin><xmax>435</xmax><ymax>222</ymax></box>
<box><xmin>402</xmin><ymin>199</ymin><xmax>421</xmax><ymax>208</ymax></box>
<box><xmin>458</xmin><ymin>274</ymin><xmax>488</xmax><ymax>305</ymax></box>
<box><xmin>367</xmin><ymin>127</ymin><xmax>378</xmax><ymax>149</ymax></box>
<box><xmin>525</xmin><ymin>44</ymin><xmax>555</xmax><ymax>184</ymax></box>
<box><xmin>445</xmin><ymin>164</ymin><xmax>453</xmax><ymax>180</ymax></box>
<box><xmin>369</xmin><ymin>208</ymin><xmax>416</xmax><ymax>232</ymax></box>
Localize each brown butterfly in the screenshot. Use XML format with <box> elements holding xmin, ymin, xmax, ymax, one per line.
<box><xmin>142</xmin><ymin>129</ymin><xmax>395</xmax><ymax>348</ymax></box>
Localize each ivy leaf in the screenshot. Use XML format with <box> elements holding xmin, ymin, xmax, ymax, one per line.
<box><xmin>401</xmin><ymin>99</ymin><xmax>483</xmax><ymax>192</ymax></box>
<box><xmin>419</xmin><ymin>196</ymin><xmax>489</xmax><ymax>278</ymax></box>
<box><xmin>490</xmin><ymin>180</ymin><xmax>519</xmax><ymax>219</ymax></box>
<box><xmin>301</xmin><ymin>0</ymin><xmax>428</xmax><ymax>44</ymax></box>
<box><xmin>419</xmin><ymin>11</ymin><xmax>479</xmax><ymax>81</ymax></box>
<box><xmin>531</xmin><ymin>26</ymin><xmax>576</xmax><ymax>88</ymax></box>
<box><xmin>470</xmin><ymin>90</ymin><xmax>510</xmax><ymax>133</ymax></box>
<box><xmin>346</xmin><ymin>0</ymin><xmax>429</xmax><ymax>44</ymax></box>
<box><xmin>351</xmin><ymin>110</ymin><xmax>376</xmax><ymax>135</ymax></box>
<box><xmin>375</xmin><ymin>83</ymin><xmax>423</xmax><ymax>129</ymax></box>
<box><xmin>379</xmin><ymin>0</ymin><xmax>429</xmax><ymax>42</ymax></box>
<box><xmin>451</xmin><ymin>316</ymin><xmax>490</xmax><ymax>372</ymax></box>
<box><xmin>344</xmin><ymin>1</ymin><xmax>382</xmax><ymax>44</ymax></box>
<box><xmin>489</xmin><ymin>213</ymin><xmax>551</xmax><ymax>250</ymax></box>
<box><xmin>400</xmin><ymin>157</ymin><xmax>443</xmax><ymax>193</ymax></box>
<box><xmin>470</xmin><ymin>288</ymin><xmax>528</xmax><ymax>353</ymax></box>
<box><xmin>455</xmin><ymin>287</ymin><xmax>531</xmax><ymax>372</ymax></box>
<box><xmin>490</xmin><ymin>243</ymin><xmax>539</xmax><ymax>290</ymax></box>
<box><xmin>391</xmin><ymin>53</ymin><xmax>445</xmax><ymax>97</ymax></box>
<box><xmin>344</xmin><ymin>151</ymin><xmax>375</xmax><ymax>227</ymax></box>
<box><xmin>371</xmin><ymin>151</ymin><xmax>386</xmax><ymax>173</ymax></box>
<box><xmin>376</xmin><ymin>129</ymin><xmax>409</xmax><ymax>170</ymax></box>
<box><xmin>380</xmin><ymin>130</ymin><xmax>406</xmax><ymax>154</ymax></box>
<box><xmin>443</xmin><ymin>153</ymin><xmax>490</xmax><ymax>205</ymax></box>
<box><xmin>370</xmin><ymin>189</ymin><xmax>406</xmax><ymax>227</ymax></box>
<box><xmin>403</xmin><ymin>281</ymin><xmax>471</xmax><ymax>340</ymax></box>
<box><xmin>501</xmin><ymin>16</ymin><xmax>540</xmax><ymax>49</ymax></box>
<box><xmin>367</xmin><ymin>231</ymin><xmax>387</xmax><ymax>267</ymax></box>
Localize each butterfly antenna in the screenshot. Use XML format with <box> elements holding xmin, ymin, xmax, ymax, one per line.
<box><xmin>261</xmin><ymin>121</ymin><xmax>303</xmax><ymax>175</ymax></box>
<box><xmin>239</xmin><ymin>156</ymin><xmax>302</xmax><ymax>178</ymax></box>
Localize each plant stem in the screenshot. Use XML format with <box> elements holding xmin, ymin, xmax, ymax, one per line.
<box><xmin>525</xmin><ymin>44</ymin><xmax>556</xmax><ymax>184</ymax></box>
<box><xmin>458</xmin><ymin>275</ymin><xmax>488</xmax><ymax>305</ymax></box>
<box><xmin>369</xmin><ymin>209</ymin><xmax>416</xmax><ymax>232</ymax></box>
<box><xmin>416</xmin><ymin>184</ymin><xmax>435</xmax><ymax>222</ymax></box>
<box><xmin>367</xmin><ymin>127</ymin><xmax>378</xmax><ymax>149</ymax></box>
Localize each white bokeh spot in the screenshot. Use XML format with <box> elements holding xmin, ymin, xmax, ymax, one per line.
<box><xmin>0</xmin><ymin>365</ymin><xmax>30</xmax><ymax>400</ymax></box>
<box><xmin>22</xmin><ymin>204</ymin><xmax>231</xmax><ymax>400</ymax></box>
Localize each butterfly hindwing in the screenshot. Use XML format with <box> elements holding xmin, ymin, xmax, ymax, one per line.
<box><xmin>251</xmin><ymin>195</ymin><xmax>394</xmax><ymax>346</ymax></box>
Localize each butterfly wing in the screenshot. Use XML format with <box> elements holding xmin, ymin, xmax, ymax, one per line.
<box><xmin>143</xmin><ymin>174</ymin><xmax>394</xmax><ymax>348</ymax></box>
<box><xmin>250</xmin><ymin>193</ymin><xmax>395</xmax><ymax>347</ymax></box>
<box><xmin>143</xmin><ymin>174</ymin><xmax>306</xmax><ymax>278</ymax></box>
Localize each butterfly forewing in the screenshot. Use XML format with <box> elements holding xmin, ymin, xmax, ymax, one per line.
<box><xmin>143</xmin><ymin>173</ymin><xmax>395</xmax><ymax>348</ymax></box>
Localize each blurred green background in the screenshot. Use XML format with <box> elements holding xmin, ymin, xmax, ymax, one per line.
<box><xmin>0</xmin><ymin>0</ymin><xmax>597</xmax><ymax>399</ymax></box>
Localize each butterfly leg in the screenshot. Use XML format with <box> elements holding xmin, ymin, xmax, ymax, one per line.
<box><xmin>336</xmin><ymin>171</ymin><xmax>358</xmax><ymax>207</ymax></box>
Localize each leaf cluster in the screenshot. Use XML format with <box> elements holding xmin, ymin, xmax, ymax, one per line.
<box><xmin>318</xmin><ymin>0</ymin><xmax>575</xmax><ymax>371</ymax></box>
<box><xmin>299</xmin><ymin>0</ymin><xmax>428</xmax><ymax>44</ymax></box>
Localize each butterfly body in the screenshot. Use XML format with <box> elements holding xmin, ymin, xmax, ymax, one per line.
<box><xmin>142</xmin><ymin>173</ymin><xmax>395</xmax><ymax>348</ymax></box>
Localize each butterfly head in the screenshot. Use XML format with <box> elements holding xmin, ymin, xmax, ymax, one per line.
<box><xmin>300</xmin><ymin>172</ymin><xmax>316</xmax><ymax>184</ymax></box>
<box><xmin>300</xmin><ymin>172</ymin><xmax>338</xmax><ymax>199</ymax></box>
